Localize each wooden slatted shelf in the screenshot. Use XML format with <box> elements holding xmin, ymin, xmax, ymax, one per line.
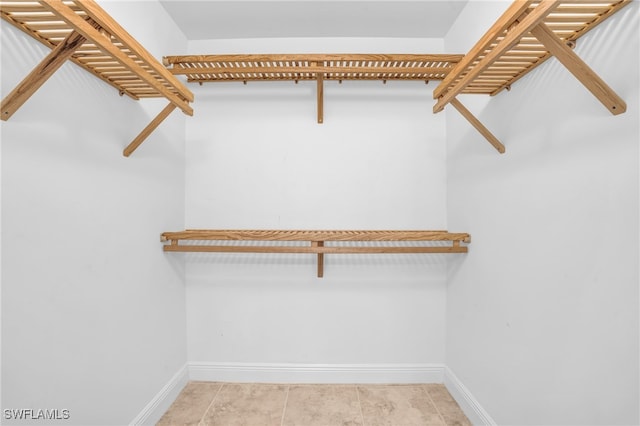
<box><xmin>163</xmin><ymin>53</ymin><xmax>463</xmax><ymax>123</ymax></box>
<box><xmin>1</xmin><ymin>0</ymin><xmax>194</xmax><ymax>156</ymax></box>
<box><xmin>431</xmin><ymin>0</ymin><xmax>630</xmax><ymax>153</ymax></box>
<box><xmin>163</xmin><ymin>54</ymin><xmax>463</xmax><ymax>83</ymax></box>
<box><xmin>434</xmin><ymin>0</ymin><xmax>630</xmax><ymax>102</ymax></box>
<box><xmin>160</xmin><ymin>230</ymin><xmax>471</xmax><ymax>277</ymax></box>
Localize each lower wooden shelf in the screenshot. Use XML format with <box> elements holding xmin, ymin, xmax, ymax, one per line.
<box><xmin>160</xmin><ymin>230</ymin><xmax>470</xmax><ymax>277</ymax></box>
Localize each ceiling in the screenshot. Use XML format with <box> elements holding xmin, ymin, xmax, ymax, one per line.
<box><xmin>159</xmin><ymin>1</ymin><xmax>469</xmax><ymax>40</ymax></box>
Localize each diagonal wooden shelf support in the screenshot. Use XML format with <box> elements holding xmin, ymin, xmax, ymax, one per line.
<box><xmin>160</xmin><ymin>230</ymin><xmax>471</xmax><ymax>277</ymax></box>
<box><xmin>529</xmin><ymin>22</ymin><xmax>626</xmax><ymax>115</ymax></box>
<box><xmin>1</xmin><ymin>23</ymin><xmax>95</xmax><ymax>120</ymax></box>
<box><xmin>124</xmin><ymin>102</ymin><xmax>177</xmax><ymax>157</ymax></box>
<box><xmin>450</xmin><ymin>97</ymin><xmax>505</xmax><ymax>154</ymax></box>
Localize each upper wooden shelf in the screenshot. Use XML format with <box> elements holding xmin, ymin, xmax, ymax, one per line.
<box><xmin>433</xmin><ymin>0</ymin><xmax>630</xmax><ymax>113</ymax></box>
<box><xmin>1</xmin><ymin>0</ymin><xmax>193</xmax><ymax>112</ymax></box>
<box><xmin>162</xmin><ymin>53</ymin><xmax>462</xmax><ymax>123</ymax></box>
<box><xmin>162</xmin><ymin>54</ymin><xmax>463</xmax><ymax>84</ymax></box>
<box><xmin>1</xmin><ymin>0</ymin><xmax>193</xmax><ymax>156</ymax></box>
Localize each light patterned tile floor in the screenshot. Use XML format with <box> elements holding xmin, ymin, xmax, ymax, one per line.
<box><xmin>157</xmin><ymin>382</ymin><xmax>471</xmax><ymax>426</ymax></box>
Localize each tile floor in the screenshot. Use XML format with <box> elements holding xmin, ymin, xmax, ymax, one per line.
<box><xmin>157</xmin><ymin>382</ymin><xmax>471</xmax><ymax>426</ymax></box>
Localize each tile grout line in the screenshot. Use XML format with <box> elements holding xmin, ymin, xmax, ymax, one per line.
<box><xmin>280</xmin><ymin>384</ymin><xmax>290</xmax><ymax>426</ymax></box>
<box><xmin>424</xmin><ymin>384</ymin><xmax>448</xmax><ymax>426</ymax></box>
<box><xmin>355</xmin><ymin>386</ymin><xmax>366</xmax><ymax>426</ymax></box>
<box><xmin>198</xmin><ymin>382</ymin><xmax>225</xmax><ymax>426</ymax></box>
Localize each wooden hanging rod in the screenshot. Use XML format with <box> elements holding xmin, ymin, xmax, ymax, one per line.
<box><xmin>160</xmin><ymin>230</ymin><xmax>471</xmax><ymax>277</ymax></box>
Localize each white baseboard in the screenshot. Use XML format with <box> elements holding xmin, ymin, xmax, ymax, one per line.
<box><xmin>188</xmin><ymin>362</ymin><xmax>445</xmax><ymax>384</ymax></box>
<box><xmin>444</xmin><ymin>366</ymin><xmax>496</xmax><ymax>426</ymax></box>
<box><xmin>130</xmin><ymin>363</ymin><xmax>189</xmax><ymax>426</ymax></box>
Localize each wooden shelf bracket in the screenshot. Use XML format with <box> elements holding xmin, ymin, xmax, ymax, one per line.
<box><xmin>1</xmin><ymin>23</ymin><xmax>95</xmax><ymax>120</ymax></box>
<box><xmin>450</xmin><ymin>97</ymin><xmax>505</xmax><ymax>154</ymax></box>
<box><xmin>124</xmin><ymin>102</ymin><xmax>177</xmax><ymax>157</ymax></box>
<box><xmin>529</xmin><ymin>22</ymin><xmax>626</xmax><ymax>115</ymax></box>
<box><xmin>160</xmin><ymin>230</ymin><xmax>471</xmax><ymax>278</ymax></box>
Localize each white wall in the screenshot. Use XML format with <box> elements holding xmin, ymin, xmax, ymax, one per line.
<box><xmin>1</xmin><ymin>2</ymin><xmax>187</xmax><ymax>424</ymax></box>
<box><xmin>184</xmin><ymin>38</ymin><xmax>453</xmax><ymax>370</ymax></box>
<box><xmin>445</xmin><ymin>2</ymin><xmax>639</xmax><ymax>425</ymax></box>
<box><xmin>5</xmin><ymin>1</ymin><xmax>636</xmax><ymax>421</ymax></box>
